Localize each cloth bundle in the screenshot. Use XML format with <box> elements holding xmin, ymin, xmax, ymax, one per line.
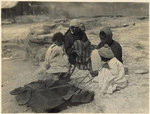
<box><xmin>10</xmin><ymin>79</ymin><xmax>94</xmax><ymax>113</ymax></box>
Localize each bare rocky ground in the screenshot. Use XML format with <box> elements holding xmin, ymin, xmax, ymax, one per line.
<box><xmin>2</xmin><ymin>16</ymin><xmax>149</xmax><ymax>113</ymax></box>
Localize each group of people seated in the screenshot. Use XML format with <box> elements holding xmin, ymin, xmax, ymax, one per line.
<box><xmin>43</xmin><ymin>19</ymin><xmax>128</xmax><ymax>94</ymax></box>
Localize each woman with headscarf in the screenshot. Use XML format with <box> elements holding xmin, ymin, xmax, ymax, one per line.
<box><xmin>90</xmin><ymin>27</ymin><xmax>127</xmax><ymax>94</ymax></box>
<box><xmin>97</xmin><ymin>27</ymin><xmax>123</xmax><ymax>63</ymax></box>
<box><xmin>64</xmin><ymin>19</ymin><xmax>91</xmax><ymax>69</ymax></box>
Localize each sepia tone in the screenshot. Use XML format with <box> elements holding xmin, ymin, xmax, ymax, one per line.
<box><xmin>1</xmin><ymin>1</ymin><xmax>149</xmax><ymax>113</ymax></box>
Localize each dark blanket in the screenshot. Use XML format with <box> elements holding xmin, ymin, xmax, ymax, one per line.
<box><xmin>10</xmin><ymin>79</ymin><xmax>94</xmax><ymax>113</ymax></box>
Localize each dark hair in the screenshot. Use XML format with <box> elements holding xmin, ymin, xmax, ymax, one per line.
<box><xmin>52</xmin><ymin>32</ymin><xmax>65</xmax><ymax>43</ymax></box>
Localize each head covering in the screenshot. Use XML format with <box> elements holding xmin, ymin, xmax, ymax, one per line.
<box><xmin>69</xmin><ymin>19</ymin><xmax>80</xmax><ymax>27</ymax></box>
<box><xmin>98</xmin><ymin>44</ymin><xmax>114</xmax><ymax>59</ymax></box>
<box><xmin>100</xmin><ymin>27</ymin><xmax>113</xmax><ymax>45</ymax></box>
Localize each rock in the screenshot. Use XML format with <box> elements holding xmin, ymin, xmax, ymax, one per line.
<box><xmin>124</xmin><ymin>67</ymin><xmax>129</xmax><ymax>75</ymax></box>
<box><xmin>54</xmin><ymin>19</ymin><xmax>68</xmax><ymax>23</ymax></box>
<box><xmin>33</xmin><ymin>62</ymin><xmax>40</xmax><ymax>66</ymax></box>
<box><xmin>55</xmin><ymin>25</ymin><xmax>68</xmax><ymax>35</ymax></box>
<box><xmin>35</xmin><ymin>47</ymin><xmax>47</xmax><ymax>62</ymax></box>
<box><xmin>2</xmin><ymin>40</ymin><xmax>9</xmax><ymax>43</ymax></box>
<box><xmin>7</xmin><ymin>48</ymin><xmax>11</xmax><ymax>52</ymax></box>
<box><xmin>29</xmin><ymin>34</ymin><xmax>53</xmax><ymax>44</ymax></box>
<box><xmin>32</xmin><ymin>29</ymin><xmax>50</xmax><ymax>35</ymax></box>
<box><xmin>24</xmin><ymin>27</ymin><xmax>53</xmax><ymax>63</ymax></box>
<box><xmin>132</xmin><ymin>22</ymin><xmax>135</xmax><ymax>26</ymax></box>
<box><xmin>135</xmin><ymin>69</ymin><xmax>149</xmax><ymax>74</ymax></box>
<box><xmin>26</xmin><ymin>26</ymin><xmax>54</xmax><ymax>45</ymax></box>
<box><xmin>43</xmin><ymin>24</ymin><xmax>58</xmax><ymax>30</ymax></box>
<box><xmin>137</xmin><ymin>16</ymin><xmax>148</xmax><ymax>20</ymax></box>
<box><xmin>136</xmin><ymin>44</ymin><xmax>144</xmax><ymax>49</ymax></box>
<box><xmin>122</xmin><ymin>24</ymin><xmax>129</xmax><ymax>27</ymax></box>
<box><xmin>24</xmin><ymin>22</ymin><xmax>69</xmax><ymax>65</ymax></box>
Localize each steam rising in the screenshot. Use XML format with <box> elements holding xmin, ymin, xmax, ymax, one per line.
<box><xmin>43</xmin><ymin>2</ymin><xmax>149</xmax><ymax>17</ymax></box>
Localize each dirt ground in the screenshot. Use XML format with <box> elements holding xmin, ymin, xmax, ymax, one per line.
<box><xmin>1</xmin><ymin>16</ymin><xmax>149</xmax><ymax>113</ymax></box>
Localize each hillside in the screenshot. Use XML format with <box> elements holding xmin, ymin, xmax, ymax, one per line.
<box><xmin>2</xmin><ymin>15</ymin><xmax>149</xmax><ymax>113</ymax></box>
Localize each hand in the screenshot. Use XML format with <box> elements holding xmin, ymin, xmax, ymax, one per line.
<box><xmin>46</xmin><ymin>64</ymin><xmax>51</xmax><ymax>70</ymax></box>
<box><xmin>82</xmin><ymin>42</ymin><xmax>89</xmax><ymax>49</ymax></box>
<box><xmin>103</xmin><ymin>63</ymin><xmax>110</xmax><ymax>69</ymax></box>
<box><xmin>82</xmin><ymin>43</ymin><xmax>86</xmax><ymax>50</ymax></box>
<box><xmin>72</xmin><ymin>50</ymin><xmax>80</xmax><ymax>56</ymax></box>
<box><xmin>90</xmin><ymin>70</ymin><xmax>98</xmax><ymax>77</ymax></box>
<box><xmin>104</xmin><ymin>44</ymin><xmax>109</xmax><ymax>48</ymax></box>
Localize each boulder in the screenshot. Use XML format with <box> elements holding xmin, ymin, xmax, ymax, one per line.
<box><xmin>32</xmin><ymin>29</ymin><xmax>50</xmax><ymax>35</ymax></box>
<box><xmin>29</xmin><ymin>34</ymin><xmax>54</xmax><ymax>44</ymax></box>
<box><xmin>24</xmin><ymin>22</ymin><xmax>69</xmax><ymax>64</ymax></box>
<box><xmin>24</xmin><ymin>25</ymin><xmax>53</xmax><ymax>63</ymax></box>
<box><xmin>35</xmin><ymin>47</ymin><xmax>47</xmax><ymax>62</ymax></box>
<box><xmin>122</xmin><ymin>24</ymin><xmax>129</xmax><ymax>27</ymax></box>
<box><xmin>43</xmin><ymin>23</ymin><xmax>58</xmax><ymax>30</ymax></box>
<box><xmin>135</xmin><ymin>69</ymin><xmax>149</xmax><ymax>74</ymax></box>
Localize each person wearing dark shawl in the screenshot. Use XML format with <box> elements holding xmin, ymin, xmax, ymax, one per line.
<box><xmin>90</xmin><ymin>27</ymin><xmax>127</xmax><ymax>94</ymax></box>
<box><xmin>90</xmin><ymin>27</ymin><xmax>123</xmax><ymax>76</ymax></box>
<box><xmin>97</xmin><ymin>27</ymin><xmax>123</xmax><ymax>63</ymax></box>
<box><xmin>64</xmin><ymin>19</ymin><xmax>91</xmax><ymax>69</ymax></box>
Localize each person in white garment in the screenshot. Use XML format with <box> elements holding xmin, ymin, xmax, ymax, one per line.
<box><xmin>90</xmin><ymin>31</ymin><xmax>128</xmax><ymax>94</ymax></box>
<box><xmin>44</xmin><ymin>32</ymin><xmax>69</xmax><ymax>73</ymax></box>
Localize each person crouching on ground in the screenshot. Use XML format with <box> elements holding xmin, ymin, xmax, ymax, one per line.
<box><xmin>64</xmin><ymin>19</ymin><xmax>91</xmax><ymax>66</ymax></box>
<box><xmin>44</xmin><ymin>32</ymin><xmax>69</xmax><ymax>71</ymax></box>
<box><xmin>90</xmin><ymin>27</ymin><xmax>128</xmax><ymax>94</ymax></box>
<box><xmin>91</xmin><ymin>27</ymin><xmax>123</xmax><ymax>76</ymax></box>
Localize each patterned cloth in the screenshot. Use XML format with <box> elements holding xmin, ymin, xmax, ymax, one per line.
<box><xmin>73</xmin><ymin>40</ymin><xmax>95</xmax><ymax>70</ymax></box>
